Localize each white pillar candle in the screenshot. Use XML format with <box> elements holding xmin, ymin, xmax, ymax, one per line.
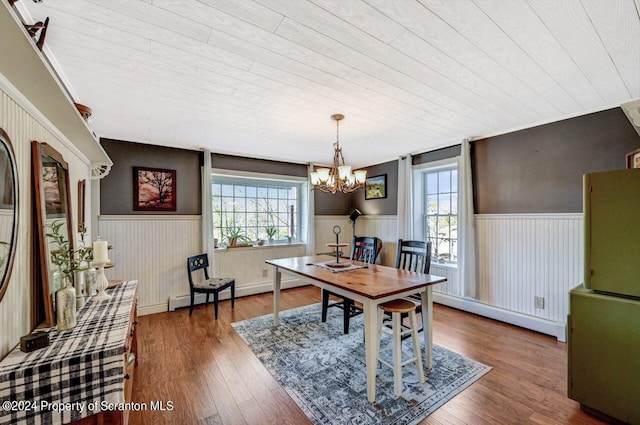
<box><xmin>93</xmin><ymin>240</ymin><xmax>109</xmax><ymax>263</ymax></box>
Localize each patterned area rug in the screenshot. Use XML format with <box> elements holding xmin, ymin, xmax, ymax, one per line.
<box><xmin>232</xmin><ymin>303</ymin><xmax>491</xmax><ymax>425</ymax></box>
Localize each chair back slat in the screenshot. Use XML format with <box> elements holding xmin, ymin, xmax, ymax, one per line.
<box><xmin>350</xmin><ymin>236</ymin><xmax>380</xmax><ymax>265</ymax></box>
<box><xmin>187</xmin><ymin>254</ymin><xmax>210</xmax><ymax>287</ymax></box>
<box><xmin>394</xmin><ymin>239</ymin><xmax>432</xmax><ymax>273</ymax></box>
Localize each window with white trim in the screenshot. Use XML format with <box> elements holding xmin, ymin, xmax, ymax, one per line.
<box><xmin>212</xmin><ymin>174</ymin><xmax>302</xmax><ymax>245</ymax></box>
<box><xmin>424</xmin><ymin>166</ymin><xmax>458</xmax><ymax>264</ymax></box>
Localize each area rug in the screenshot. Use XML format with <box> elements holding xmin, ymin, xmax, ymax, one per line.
<box><xmin>232</xmin><ymin>303</ymin><xmax>491</xmax><ymax>425</ymax></box>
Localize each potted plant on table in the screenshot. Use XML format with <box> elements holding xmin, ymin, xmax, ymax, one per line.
<box><xmin>46</xmin><ymin>221</ymin><xmax>78</xmax><ymax>330</ymax></box>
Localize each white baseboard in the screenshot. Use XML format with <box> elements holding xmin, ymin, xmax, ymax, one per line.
<box><xmin>138</xmin><ymin>303</ymin><xmax>168</xmax><ymax>316</ymax></box>
<box><xmin>433</xmin><ymin>292</ymin><xmax>567</xmax><ymax>342</ymax></box>
<box><xmin>167</xmin><ymin>277</ymin><xmax>307</xmax><ymax>312</ymax></box>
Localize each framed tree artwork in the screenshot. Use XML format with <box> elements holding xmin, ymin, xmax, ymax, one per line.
<box><xmin>133</xmin><ymin>167</ymin><xmax>176</xmax><ymax>211</ymax></box>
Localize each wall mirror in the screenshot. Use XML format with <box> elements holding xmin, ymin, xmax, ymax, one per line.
<box><xmin>0</xmin><ymin>129</ymin><xmax>18</xmax><ymax>303</ymax></box>
<box><xmin>32</xmin><ymin>141</ymin><xmax>74</xmax><ymax>327</ymax></box>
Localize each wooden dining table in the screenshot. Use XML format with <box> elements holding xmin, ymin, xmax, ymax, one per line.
<box><xmin>266</xmin><ymin>255</ymin><xmax>447</xmax><ymax>403</ymax></box>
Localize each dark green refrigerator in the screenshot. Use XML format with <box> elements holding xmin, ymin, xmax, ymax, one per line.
<box><xmin>568</xmin><ymin>169</ymin><xmax>640</xmax><ymax>424</ymax></box>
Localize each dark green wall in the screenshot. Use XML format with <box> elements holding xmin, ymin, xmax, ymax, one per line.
<box><xmin>472</xmin><ymin>108</ymin><xmax>640</xmax><ymax>213</ymax></box>
<box><xmin>314</xmin><ymin>190</ymin><xmax>352</xmax><ymax>215</ymax></box>
<box><xmin>413</xmin><ymin>145</ymin><xmax>461</xmax><ymax>165</ymax></box>
<box><xmin>211</xmin><ymin>153</ymin><xmax>307</xmax><ymax>177</ymax></box>
<box><xmin>352</xmin><ymin>160</ymin><xmax>398</xmax><ymax>215</ymax></box>
<box><xmin>100</xmin><ymin>139</ymin><xmax>202</xmax><ymax>215</ymax></box>
<box><xmin>100</xmin><ymin>107</ymin><xmax>640</xmax><ymax>217</ymax></box>
<box><xmin>314</xmin><ymin>159</ymin><xmax>399</xmax><ymax>216</ymax></box>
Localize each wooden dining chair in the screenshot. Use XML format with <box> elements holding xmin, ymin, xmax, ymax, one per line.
<box><xmin>321</xmin><ymin>236</ymin><xmax>381</xmax><ymax>334</ymax></box>
<box><xmin>374</xmin><ymin>239</ymin><xmax>433</xmax><ymax>396</ymax></box>
<box><xmin>391</xmin><ymin>239</ymin><xmax>433</xmax><ymax>335</ymax></box>
<box><xmin>187</xmin><ymin>254</ymin><xmax>235</xmax><ymax>319</ymax></box>
<box><xmin>396</xmin><ymin>239</ymin><xmax>432</xmax><ymax>274</ymax></box>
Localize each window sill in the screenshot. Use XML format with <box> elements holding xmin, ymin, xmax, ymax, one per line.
<box><xmin>215</xmin><ymin>243</ymin><xmax>306</xmax><ymax>252</ymax></box>
<box><xmin>431</xmin><ymin>262</ymin><xmax>458</xmax><ymax>270</ymax></box>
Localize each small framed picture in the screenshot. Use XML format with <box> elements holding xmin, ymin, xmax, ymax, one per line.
<box><xmin>133</xmin><ymin>167</ymin><xmax>176</xmax><ymax>211</ymax></box>
<box><xmin>77</xmin><ymin>179</ymin><xmax>86</xmax><ymax>232</ymax></box>
<box><xmin>365</xmin><ymin>174</ymin><xmax>387</xmax><ymax>200</ymax></box>
<box><xmin>626</xmin><ymin>148</ymin><xmax>640</xmax><ymax>169</ymax></box>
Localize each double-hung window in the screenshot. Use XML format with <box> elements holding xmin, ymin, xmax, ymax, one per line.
<box><xmin>212</xmin><ymin>173</ymin><xmax>303</xmax><ymax>245</ymax></box>
<box><xmin>423</xmin><ymin>166</ymin><xmax>458</xmax><ymax>264</ymax></box>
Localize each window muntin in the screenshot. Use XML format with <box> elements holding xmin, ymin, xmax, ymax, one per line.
<box><xmin>212</xmin><ymin>175</ymin><xmax>301</xmax><ymax>245</ymax></box>
<box><xmin>424</xmin><ymin>167</ymin><xmax>458</xmax><ymax>263</ymax></box>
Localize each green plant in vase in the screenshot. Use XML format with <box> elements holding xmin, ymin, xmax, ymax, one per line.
<box><xmin>46</xmin><ymin>220</ymin><xmax>73</xmax><ymax>281</ymax></box>
<box><xmin>264</xmin><ymin>225</ymin><xmax>277</xmax><ymax>243</ymax></box>
<box><xmin>45</xmin><ymin>220</ymin><xmax>77</xmax><ymax>330</ymax></box>
<box><xmin>224</xmin><ymin>225</ymin><xmax>251</xmax><ymax>247</ymax></box>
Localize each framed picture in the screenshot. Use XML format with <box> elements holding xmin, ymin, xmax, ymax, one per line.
<box><xmin>365</xmin><ymin>174</ymin><xmax>387</xmax><ymax>200</ymax></box>
<box><xmin>626</xmin><ymin>148</ymin><xmax>640</xmax><ymax>169</ymax></box>
<box><xmin>42</xmin><ymin>164</ymin><xmax>66</xmax><ymax>217</ymax></box>
<box><xmin>133</xmin><ymin>167</ymin><xmax>176</xmax><ymax>211</ymax></box>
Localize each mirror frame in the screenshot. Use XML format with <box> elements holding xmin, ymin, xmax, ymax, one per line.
<box><xmin>0</xmin><ymin>128</ymin><xmax>19</xmax><ymax>303</ymax></box>
<box><xmin>32</xmin><ymin>141</ymin><xmax>74</xmax><ymax>327</ymax></box>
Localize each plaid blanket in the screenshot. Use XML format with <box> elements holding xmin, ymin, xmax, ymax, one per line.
<box><xmin>0</xmin><ymin>281</ymin><xmax>138</xmax><ymax>425</ymax></box>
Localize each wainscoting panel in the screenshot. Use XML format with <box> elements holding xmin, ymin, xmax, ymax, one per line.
<box><xmin>314</xmin><ymin>215</ymin><xmax>399</xmax><ymax>266</ymax></box>
<box><xmin>314</xmin><ymin>215</ymin><xmax>351</xmax><ymax>255</ymax></box>
<box><xmin>98</xmin><ymin>216</ymin><xmax>202</xmax><ymax>313</ymax></box>
<box><xmin>476</xmin><ymin>214</ymin><xmax>584</xmax><ymax>324</ymax></box>
<box><xmin>430</xmin><ymin>265</ymin><xmax>462</xmax><ymax>297</ymax></box>
<box><xmin>99</xmin><ymin>216</ymin><xmax>308</xmax><ymax>315</ymax></box>
<box><xmin>357</xmin><ymin>215</ymin><xmax>398</xmax><ymax>266</ymax></box>
<box><xmin>0</xmin><ymin>85</ymin><xmax>92</xmax><ymax>358</ymax></box>
<box><xmin>213</xmin><ymin>243</ymin><xmax>307</xmax><ymax>291</ymax></box>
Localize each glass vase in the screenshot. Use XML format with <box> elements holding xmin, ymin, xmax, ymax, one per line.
<box><xmin>86</xmin><ymin>268</ymin><xmax>98</xmax><ymax>296</ymax></box>
<box><xmin>74</xmin><ymin>269</ymin><xmax>86</xmax><ymax>309</ymax></box>
<box><xmin>56</xmin><ymin>276</ymin><xmax>77</xmax><ymax>331</ymax></box>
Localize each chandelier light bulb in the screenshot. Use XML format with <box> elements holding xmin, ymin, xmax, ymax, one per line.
<box><xmin>338</xmin><ymin>165</ymin><xmax>351</xmax><ymax>180</ymax></box>
<box><xmin>354</xmin><ymin>170</ymin><xmax>367</xmax><ymax>184</ymax></box>
<box><xmin>310</xmin><ymin>172</ymin><xmax>320</xmax><ymax>185</ymax></box>
<box><xmin>317</xmin><ymin>168</ymin><xmax>330</xmax><ymax>183</ymax></box>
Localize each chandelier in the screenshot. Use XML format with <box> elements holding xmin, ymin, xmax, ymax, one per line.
<box><xmin>310</xmin><ymin>114</ymin><xmax>366</xmax><ymax>194</ymax></box>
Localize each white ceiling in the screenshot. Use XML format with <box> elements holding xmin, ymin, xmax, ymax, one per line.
<box><xmin>19</xmin><ymin>0</ymin><xmax>640</xmax><ymax>168</ymax></box>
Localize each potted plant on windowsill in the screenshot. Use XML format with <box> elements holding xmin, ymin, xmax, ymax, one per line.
<box><xmin>224</xmin><ymin>225</ymin><xmax>251</xmax><ymax>247</ymax></box>
<box><xmin>265</xmin><ymin>226</ymin><xmax>277</xmax><ymax>244</ymax></box>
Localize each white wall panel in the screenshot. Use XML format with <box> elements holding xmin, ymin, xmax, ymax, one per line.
<box><xmin>214</xmin><ymin>244</ymin><xmax>307</xmax><ymax>289</ymax></box>
<box><xmin>98</xmin><ymin>216</ymin><xmax>201</xmax><ymax>311</ymax></box>
<box><xmin>99</xmin><ymin>215</ymin><xmax>307</xmax><ymax>314</ymax></box>
<box><xmin>0</xmin><ymin>86</ymin><xmax>92</xmax><ymax>358</ymax></box>
<box><xmin>323</xmin><ymin>212</ymin><xmax>582</xmax><ymax>337</ymax></box>
<box><xmin>430</xmin><ymin>264</ymin><xmax>462</xmax><ymax>297</ymax></box>
<box><xmin>97</xmin><ymin>211</ymin><xmax>583</xmax><ymax>337</ymax></box>
<box><xmin>476</xmin><ymin>214</ymin><xmax>584</xmax><ymax>324</ymax></box>
<box><xmin>356</xmin><ymin>215</ymin><xmax>398</xmax><ymax>266</ymax></box>
<box><xmin>314</xmin><ymin>215</ymin><xmax>351</xmax><ymax>255</ymax></box>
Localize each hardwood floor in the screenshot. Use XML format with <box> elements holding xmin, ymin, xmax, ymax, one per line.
<box><xmin>129</xmin><ymin>286</ymin><xmax>604</xmax><ymax>425</ymax></box>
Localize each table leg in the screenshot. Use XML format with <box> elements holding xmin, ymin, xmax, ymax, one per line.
<box><xmin>273</xmin><ymin>268</ymin><xmax>281</xmax><ymax>327</ymax></box>
<box><xmin>421</xmin><ymin>286</ymin><xmax>433</xmax><ymax>370</ymax></box>
<box><xmin>363</xmin><ymin>301</ymin><xmax>378</xmax><ymax>403</ymax></box>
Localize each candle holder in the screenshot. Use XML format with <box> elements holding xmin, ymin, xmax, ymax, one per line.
<box><xmin>91</xmin><ymin>261</ymin><xmax>111</xmax><ymax>301</ymax></box>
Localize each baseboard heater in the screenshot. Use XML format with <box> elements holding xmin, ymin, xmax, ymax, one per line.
<box><xmin>432</xmin><ymin>292</ymin><xmax>567</xmax><ymax>342</ymax></box>
<box><xmin>168</xmin><ymin>277</ymin><xmax>307</xmax><ymax>311</ymax></box>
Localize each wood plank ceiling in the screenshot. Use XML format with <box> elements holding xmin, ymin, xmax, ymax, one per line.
<box><xmin>18</xmin><ymin>0</ymin><xmax>640</xmax><ymax>167</ymax></box>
